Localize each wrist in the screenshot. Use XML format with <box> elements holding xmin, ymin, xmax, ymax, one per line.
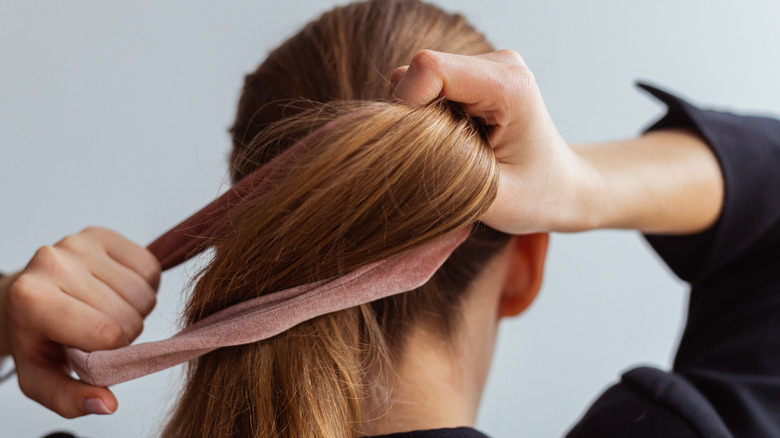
<box><xmin>0</xmin><ymin>271</ymin><xmax>21</xmax><ymax>358</ymax></box>
<box><xmin>566</xmin><ymin>130</ymin><xmax>723</xmax><ymax>234</ymax></box>
<box><xmin>549</xmin><ymin>144</ymin><xmax>607</xmax><ymax>233</ymax></box>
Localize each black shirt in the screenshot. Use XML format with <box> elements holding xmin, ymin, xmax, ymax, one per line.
<box><xmin>369</xmin><ymin>85</ymin><xmax>780</xmax><ymax>438</ymax></box>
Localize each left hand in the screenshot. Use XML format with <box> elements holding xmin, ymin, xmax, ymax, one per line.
<box><xmin>0</xmin><ymin>227</ymin><xmax>160</xmax><ymax>418</ymax></box>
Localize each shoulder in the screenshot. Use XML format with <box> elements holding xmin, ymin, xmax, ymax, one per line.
<box><xmin>567</xmin><ymin>366</ymin><xmax>732</xmax><ymax>438</ymax></box>
<box><xmin>366</xmin><ymin>427</ymin><xmax>490</xmax><ymax>438</ymax></box>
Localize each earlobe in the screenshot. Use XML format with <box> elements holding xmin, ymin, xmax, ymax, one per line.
<box><xmin>498</xmin><ymin>233</ymin><xmax>549</xmax><ymax>319</ymax></box>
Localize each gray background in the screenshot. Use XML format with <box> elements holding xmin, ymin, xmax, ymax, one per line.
<box><xmin>1</xmin><ymin>0</ymin><xmax>778</xmax><ymax>436</ymax></box>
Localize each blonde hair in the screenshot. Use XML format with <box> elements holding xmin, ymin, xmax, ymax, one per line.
<box><xmin>163</xmin><ymin>1</ymin><xmax>510</xmax><ymax>437</ymax></box>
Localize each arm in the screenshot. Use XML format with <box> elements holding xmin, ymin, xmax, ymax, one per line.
<box><xmin>394</xmin><ymin>51</ymin><xmax>780</xmax><ymax>435</ymax></box>
<box><xmin>0</xmin><ymin>271</ymin><xmax>21</xmax><ymax>357</ymax></box>
<box><xmin>569</xmin><ymin>85</ymin><xmax>780</xmax><ymax>437</ymax></box>
<box><xmin>391</xmin><ymin>50</ymin><xmax>724</xmax><ymax>236</ymax></box>
<box><xmin>570</xmin><ymin>128</ymin><xmax>723</xmax><ymax>234</ymax></box>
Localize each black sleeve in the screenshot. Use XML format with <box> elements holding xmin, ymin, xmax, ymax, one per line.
<box><xmin>568</xmin><ymin>84</ymin><xmax>780</xmax><ymax>438</ymax></box>
<box><xmin>641</xmin><ymin>84</ymin><xmax>780</xmax><ymax>438</ymax></box>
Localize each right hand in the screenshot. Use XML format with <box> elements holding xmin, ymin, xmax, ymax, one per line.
<box><xmin>1</xmin><ymin>227</ymin><xmax>161</xmax><ymax>418</ymax></box>
<box><xmin>391</xmin><ymin>49</ymin><xmax>595</xmax><ymax>234</ymax></box>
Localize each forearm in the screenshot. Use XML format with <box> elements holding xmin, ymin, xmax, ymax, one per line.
<box><xmin>569</xmin><ymin>128</ymin><xmax>724</xmax><ymax>234</ymax></box>
<box><xmin>0</xmin><ymin>271</ymin><xmax>21</xmax><ymax>358</ymax></box>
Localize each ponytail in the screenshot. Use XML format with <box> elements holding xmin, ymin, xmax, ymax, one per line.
<box><xmin>163</xmin><ymin>1</ymin><xmax>512</xmax><ymax>436</ymax></box>
<box><xmin>163</xmin><ymin>101</ymin><xmax>500</xmax><ymax>437</ymax></box>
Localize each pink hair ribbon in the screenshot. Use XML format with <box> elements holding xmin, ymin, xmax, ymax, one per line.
<box><xmin>66</xmin><ymin>116</ymin><xmax>471</xmax><ymax>387</ymax></box>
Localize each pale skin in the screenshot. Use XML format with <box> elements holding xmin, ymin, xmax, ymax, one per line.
<box><xmin>0</xmin><ymin>49</ymin><xmax>723</xmax><ymax>431</ymax></box>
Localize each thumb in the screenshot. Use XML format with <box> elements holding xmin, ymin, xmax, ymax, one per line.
<box><xmin>16</xmin><ymin>357</ymin><xmax>117</xmax><ymax>418</ymax></box>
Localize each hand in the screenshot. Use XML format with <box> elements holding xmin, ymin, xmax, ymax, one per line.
<box><xmin>391</xmin><ymin>50</ymin><xmax>724</xmax><ymax>235</ymax></box>
<box><xmin>0</xmin><ymin>227</ymin><xmax>161</xmax><ymax>418</ymax></box>
<box><xmin>391</xmin><ymin>49</ymin><xmax>596</xmax><ymax>234</ymax></box>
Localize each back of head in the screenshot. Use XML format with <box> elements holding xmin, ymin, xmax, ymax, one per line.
<box><xmin>163</xmin><ymin>1</ymin><xmax>511</xmax><ymax>437</ymax></box>
<box><xmin>229</xmin><ymin>0</ymin><xmax>495</xmax><ymax>181</ymax></box>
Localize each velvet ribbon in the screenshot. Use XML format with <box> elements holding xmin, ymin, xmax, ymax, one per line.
<box><xmin>66</xmin><ymin>116</ymin><xmax>469</xmax><ymax>387</ymax></box>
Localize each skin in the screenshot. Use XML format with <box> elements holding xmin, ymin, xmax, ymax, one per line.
<box><xmin>363</xmin><ymin>233</ymin><xmax>549</xmax><ymax>435</ymax></box>
<box><xmin>360</xmin><ymin>49</ymin><xmax>724</xmax><ymax>434</ymax></box>
<box><xmin>0</xmin><ymin>49</ymin><xmax>724</xmax><ymax>430</ymax></box>
<box><xmin>391</xmin><ymin>49</ymin><xmax>723</xmax><ymax>235</ymax></box>
<box><xmin>0</xmin><ymin>227</ymin><xmax>161</xmax><ymax>418</ymax></box>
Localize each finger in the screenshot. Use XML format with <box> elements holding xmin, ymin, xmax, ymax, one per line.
<box><xmin>10</xmin><ymin>276</ymin><xmax>130</xmax><ymax>351</ymax></box>
<box><xmin>39</xmin><ymin>251</ymin><xmax>145</xmax><ymax>342</ymax></box>
<box><xmin>394</xmin><ymin>50</ymin><xmax>516</xmax><ymax>105</ymax></box>
<box><xmin>16</xmin><ymin>354</ymin><xmax>117</xmax><ymax>418</ymax></box>
<box><xmin>58</xmin><ymin>229</ymin><xmax>157</xmax><ymax>317</ymax></box>
<box><xmin>392</xmin><ymin>50</ymin><xmax>448</xmax><ymax>105</ymax></box>
<box><xmin>392</xmin><ymin>50</ymin><xmax>537</xmax><ymax>126</ymax></box>
<box><xmin>390</xmin><ymin>65</ymin><xmax>408</xmax><ymax>90</ymax></box>
<box><xmin>84</xmin><ymin>253</ymin><xmax>157</xmax><ymax>318</ymax></box>
<box><xmin>81</xmin><ymin>227</ymin><xmax>162</xmax><ymax>290</ymax></box>
<box><xmin>389</xmin><ymin>51</ymin><xmax>524</xmax><ymax>98</ymax></box>
<box><xmin>23</xmin><ymin>245</ymin><xmax>146</xmax><ymax>344</ymax></box>
<box><xmin>474</xmin><ymin>49</ymin><xmax>528</xmax><ymax>67</ymax></box>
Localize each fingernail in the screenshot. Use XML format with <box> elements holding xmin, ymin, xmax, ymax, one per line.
<box><xmin>84</xmin><ymin>397</ymin><xmax>113</xmax><ymax>415</ymax></box>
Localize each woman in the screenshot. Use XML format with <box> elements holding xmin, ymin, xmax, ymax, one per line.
<box><xmin>3</xmin><ymin>0</ymin><xmax>779</xmax><ymax>437</ymax></box>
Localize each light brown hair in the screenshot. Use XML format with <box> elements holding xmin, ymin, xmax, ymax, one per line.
<box><xmin>163</xmin><ymin>1</ymin><xmax>511</xmax><ymax>437</ymax></box>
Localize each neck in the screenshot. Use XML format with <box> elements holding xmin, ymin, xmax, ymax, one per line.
<box><xmin>362</xmin><ymin>248</ymin><xmax>508</xmax><ymax>436</ymax></box>
<box><xmin>362</xmin><ymin>320</ymin><xmax>495</xmax><ymax>436</ymax></box>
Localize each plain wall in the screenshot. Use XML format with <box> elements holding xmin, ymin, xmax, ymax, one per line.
<box><xmin>1</xmin><ymin>1</ymin><xmax>778</xmax><ymax>436</ymax></box>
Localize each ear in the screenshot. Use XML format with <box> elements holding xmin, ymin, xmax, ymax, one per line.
<box><xmin>498</xmin><ymin>233</ymin><xmax>549</xmax><ymax>319</ymax></box>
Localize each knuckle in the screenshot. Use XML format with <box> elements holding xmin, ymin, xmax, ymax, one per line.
<box><xmin>17</xmin><ymin>373</ymin><xmax>33</xmax><ymax>398</ymax></box>
<box><xmin>30</xmin><ymin>245</ymin><xmax>64</xmax><ymax>274</ymax></box>
<box><xmin>489</xmin><ymin>70</ymin><xmax>509</xmax><ymax>93</ymax></box>
<box><xmin>79</xmin><ymin>226</ymin><xmax>117</xmax><ymax>249</ymax></box>
<box><xmin>506</xmin><ymin>65</ymin><xmax>536</xmax><ymax>90</ymax></box>
<box><xmin>18</xmin><ymin>379</ymin><xmax>38</xmax><ymax>405</ymax></box>
<box><xmin>51</xmin><ymin>393</ymin><xmax>77</xmax><ymax>418</ymax></box>
<box><xmin>484</xmin><ymin>69</ymin><xmax>511</xmax><ymax>100</ymax></box>
<box><xmin>56</xmin><ymin>234</ymin><xmax>81</xmax><ymax>251</ymax></box>
<box><xmin>410</xmin><ymin>49</ymin><xmax>442</xmax><ymax>73</ymax></box>
<box><xmin>60</xmin><ymin>410</ymin><xmax>79</xmax><ymax>419</ymax></box>
<box><xmin>58</xmin><ymin>227</ymin><xmax>111</xmax><ymax>250</ymax></box>
<box><xmin>497</xmin><ymin>49</ymin><xmax>526</xmax><ymax>65</ymax></box>
<box><xmin>8</xmin><ymin>275</ymin><xmax>42</xmax><ymax>310</ymax></box>
<box><xmin>81</xmin><ymin>226</ymin><xmax>107</xmax><ymax>236</ymax></box>
<box><xmin>93</xmin><ymin>320</ymin><xmax>126</xmax><ymax>349</ymax></box>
